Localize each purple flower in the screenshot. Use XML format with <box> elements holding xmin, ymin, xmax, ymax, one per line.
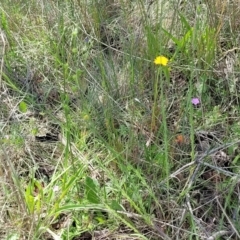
<box><xmin>191</xmin><ymin>97</ymin><xmax>200</xmax><ymax>106</ymax></box>
<box><xmin>84</xmin><ymin>37</ymin><xmax>90</xmax><ymax>43</ymax></box>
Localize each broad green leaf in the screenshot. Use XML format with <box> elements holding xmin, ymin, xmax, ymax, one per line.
<box><xmin>19</xmin><ymin>101</ymin><xmax>28</xmax><ymax>113</ymax></box>
<box><xmin>25</xmin><ymin>183</ymin><xmax>35</xmax><ymax>213</ymax></box>
<box><xmin>110</xmin><ymin>200</ymin><xmax>123</xmax><ymax>211</ymax></box>
<box><xmin>85</xmin><ymin>176</ymin><xmax>100</xmax><ymax>204</ymax></box>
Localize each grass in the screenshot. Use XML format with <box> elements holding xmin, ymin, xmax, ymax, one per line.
<box><xmin>1</xmin><ymin>0</ymin><xmax>240</xmax><ymax>239</ymax></box>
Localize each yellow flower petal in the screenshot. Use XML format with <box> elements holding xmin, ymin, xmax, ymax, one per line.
<box><xmin>154</xmin><ymin>56</ymin><xmax>169</xmax><ymax>66</ymax></box>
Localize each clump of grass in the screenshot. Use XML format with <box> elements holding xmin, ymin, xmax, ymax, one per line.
<box><xmin>1</xmin><ymin>0</ymin><xmax>240</xmax><ymax>239</ymax></box>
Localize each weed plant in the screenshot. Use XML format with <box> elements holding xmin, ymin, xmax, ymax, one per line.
<box><xmin>1</xmin><ymin>0</ymin><xmax>240</xmax><ymax>239</ymax></box>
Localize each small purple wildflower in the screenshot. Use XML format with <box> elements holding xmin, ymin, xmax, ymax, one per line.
<box><xmin>191</xmin><ymin>97</ymin><xmax>200</xmax><ymax>106</ymax></box>
<box><xmin>84</xmin><ymin>37</ymin><xmax>90</xmax><ymax>43</ymax></box>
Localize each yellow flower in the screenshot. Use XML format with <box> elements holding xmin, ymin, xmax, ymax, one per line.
<box><xmin>154</xmin><ymin>56</ymin><xmax>169</xmax><ymax>66</ymax></box>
